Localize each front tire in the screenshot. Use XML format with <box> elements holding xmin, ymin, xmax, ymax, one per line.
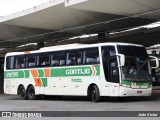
<box><xmin>91</xmin><ymin>85</ymin><xmax>100</xmax><ymax>102</ymax></box>
<box><xmin>27</xmin><ymin>86</ymin><xmax>36</xmax><ymax>100</ymax></box>
<box><xmin>18</xmin><ymin>86</ymin><xmax>27</xmax><ymax>100</ymax></box>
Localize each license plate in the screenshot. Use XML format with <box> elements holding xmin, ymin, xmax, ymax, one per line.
<box><xmin>137</xmin><ymin>91</ymin><xmax>142</xmax><ymax>94</ymax></box>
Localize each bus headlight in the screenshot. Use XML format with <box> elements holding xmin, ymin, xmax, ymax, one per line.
<box><xmin>121</xmin><ymin>84</ymin><xmax>131</xmax><ymax>88</ymax></box>
<box><xmin>148</xmin><ymin>84</ymin><xmax>152</xmax><ymax>88</ymax></box>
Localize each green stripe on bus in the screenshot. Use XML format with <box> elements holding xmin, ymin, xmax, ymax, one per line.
<box><xmin>95</xmin><ymin>65</ymin><xmax>100</xmax><ymax>75</ymax></box>
<box><xmin>4</xmin><ymin>70</ymin><xmax>29</xmax><ymax>79</ymax></box>
<box><xmin>41</xmin><ymin>78</ymin><xmax>47</xmax><ymax>87</ymax></box>
<box><xmin>4</xmin><ymin>65</ymin><xmax>100</xmax><ymax>78</ymax></box>
<box><xmin>24</xmin><ymin>70</ymin><xmax>29</xmax><ymax>78</ymax></box>
<box><xmin>38</xmin><ymin>69</ymin><xmax>44</xmax><ymax>77</ymax></box>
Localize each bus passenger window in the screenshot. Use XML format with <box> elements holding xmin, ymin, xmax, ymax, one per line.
<box><xmin>51</xmin><ymin>51</ymin><xmax>66</xmax><ymax>66</ymax></box>
<box><xmin>6</xmin><ymin>57</ymin><xmax>10</xmax><ymax>69</ymax></box>
<box><xmin>67</xmin><ymin>50</ymin><xmax>82</xmax><ymax>66</ymax></box>
<box><xmin>38</xmin><ymin>53</ymin><xmax>50</xmax><ymax>67</ymax></box>
<box><xmin>15</xmin><ymin>56</ymin><xmax>26</xmax><ymax>69</ymax></box>
<box><xmin>83</xmin><ymin>47</ymin><xmax>99</xmax><ymax>64</ymax></box>
<box><xmin>51</xmin><ymin>60</ymin><xmax>59</xmax><ymax>66</ymax></box>
<box><xmin>27</xmin><ymin>55</ymin><xmax>36</xmax><ymax>68</ymax></box>
<box><xmin>6</xmin><ymin>56</ymin><xmax>15</xmax><ymax>69</ymax></box>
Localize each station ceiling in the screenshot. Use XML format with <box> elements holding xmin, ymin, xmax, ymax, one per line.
<box><xmin>0</xmin><ymin>0</ymin><xmax>160</xmax><ymax>55</ymax></box>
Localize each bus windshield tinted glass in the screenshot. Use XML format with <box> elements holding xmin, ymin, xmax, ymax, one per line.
<box><xmin>117</xmin><ymin>45</ymin><xmax>148</xmax><ymax>57</ymax></box>
<box><xmin>122</xmin><ymin>57</ymin><xmax>152</xmax><ymax>82</ymax></box>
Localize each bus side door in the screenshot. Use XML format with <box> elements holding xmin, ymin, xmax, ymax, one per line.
<box><xmin>102</xmin><ymin>60</ymin><xmax>110</xmax><ymax>96</ymax></box>
<box><xmin>108</xmin><ymin>57</ymin><xmax>120</xmax><ymax>96</ymax></box>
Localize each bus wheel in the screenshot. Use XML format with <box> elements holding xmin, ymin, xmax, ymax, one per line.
<box><xmin>27</xmin><ymin>86</ymin><xmax>36</xmax><ymax>100</ymax></box>
<box><xmin>91</xmin><ymin>85</ymin><xmax>100</xmax><ymax>102</ymax></box>
<box><xmin>18</xmin><ymin>86</ymin><xmax>27</xmax><ymax>100</ymax></box>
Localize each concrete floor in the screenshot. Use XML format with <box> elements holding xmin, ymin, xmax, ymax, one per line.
<box><xmin>0</xmin><ymin>92</ymin><xmax>160</xmax><ymax>119</ymax></box>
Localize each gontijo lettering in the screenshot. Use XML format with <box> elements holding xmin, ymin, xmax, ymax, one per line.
<box><xmin>66</xmin><ymin>68</ymin><xmax>90</xmax><ymax>75</ymax></box>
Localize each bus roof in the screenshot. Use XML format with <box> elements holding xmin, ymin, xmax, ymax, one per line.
<box><xmin>40</xmin><ymin>43</ymin><xmax>86</xmax><ymax>51</ymax></box>
<box><xmin>5</xmin><ymin>42</ymin><xmax>144</xmax><ymax>56</ymax></box>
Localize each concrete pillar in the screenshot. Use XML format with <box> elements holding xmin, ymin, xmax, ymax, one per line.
<box><xmin>98</xmin><ymin>33</ymin><xmax>105</xmax><ymax>42</ymax></box>
<box><xmin>0</xmin><ymin>57</ymin><xmax>4</xmax><ymax>93</ymax></box>
<box><xmin>37</xmin><ymin>42</ymin><xmax>44</xmax><ymax>49</ymax></box>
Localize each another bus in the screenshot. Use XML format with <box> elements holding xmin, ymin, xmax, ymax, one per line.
<box><xmin>147</xmin><ymin>49</ymin><xmax>160</xmax><ymax>87</ymax></box>
<box><xmin>4</xmin><ymin>43</ymin><xmax>158</xmax><ymax>102</ymax></box>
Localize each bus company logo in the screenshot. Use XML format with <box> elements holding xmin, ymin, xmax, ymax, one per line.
<box><xmin>66</xmin><ymin>68</ymin><xmax>91</xmax><ymax>75</ymax></box>
<box><xmin>6</xmin><ymin>72</ymin><xmax>18</xmax><ymax>78</ymax></box>
<box><xmin>131</xmin><ymin>82</ymin><xmax>136</xmax><ymax>86</ymax></box>
<box><xmin>2</xmin><ymin>112</ymin><xmax>11</xmax><ymax>117</ymax></box>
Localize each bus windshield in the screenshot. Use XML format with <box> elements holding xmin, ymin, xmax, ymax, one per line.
<box><xmin>117</xmin><ymin>45</ymin><xmax>152</xmax><ymax>82</ymax></box>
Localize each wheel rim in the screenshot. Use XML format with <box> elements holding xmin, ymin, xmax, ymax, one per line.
<box><xmin>92</xmin><ymin>88</ymin><xmax>96</xmax><ymax>101</ymax></box>
<box><xmin>19</xmin><ymin>87</ymin><xmax>25</xmax><ymax>98</ymax></box>
<box><xmin>28</xmin><ymin>89</ymin><xmax>34</xmax><ymax>98</ymax></box>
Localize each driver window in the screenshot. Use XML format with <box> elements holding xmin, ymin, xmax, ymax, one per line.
<box><xmin>102</xmin><ymin>46</ymin><xmax>116</xmax><ymax>59</ymax></box>
<box><xmin>102</xmin><ymin>46</ymin><xmax>116</xmax><ymax>82</ymax></box>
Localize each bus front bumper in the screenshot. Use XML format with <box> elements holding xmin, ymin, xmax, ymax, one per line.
<box><xmin>118</xmin><ymin>86</ymin><xmax>152</xmax><ymax>97</ymax></box>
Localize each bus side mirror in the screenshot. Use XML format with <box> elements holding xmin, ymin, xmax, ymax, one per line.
<box><xmin>149</xmin><ymin>56</ymin><xmax>159</xmax><ymax>69</ymax></box>
<box><xmin>116</xmin><ymin>54</ymin><xmax>125</xmax><ymax>67</ymax></box>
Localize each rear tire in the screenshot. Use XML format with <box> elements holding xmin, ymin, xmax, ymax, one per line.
<box><xmin>18</xmin><ymin>86</ymin><xmax>27</xmax><ymax>100</ymax></box>
<box><xmin>27</xmin><ymin>86</ymin><xmax>36</xmax><ymax>100</ymax></box>
<box><xmin>91</xmin><ymin>85</ymin><xmax>100</xmax><ymax>102</ymax></box>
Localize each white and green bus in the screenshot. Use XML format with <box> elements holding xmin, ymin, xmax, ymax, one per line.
<box><xmin>4</xmin><ymin>43</ymin><xmax>158</xmax><ymax>102</ymax></box>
